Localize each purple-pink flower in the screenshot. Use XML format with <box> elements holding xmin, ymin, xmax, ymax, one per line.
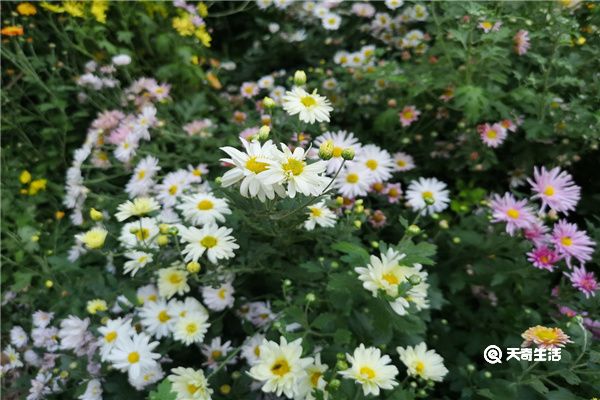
<box><xmin>527</xmin><ymin>245</ymin><xmax>561</xmax><ymax>271</ymax></box>
<box><xmin>513</xmin><ymin>30</ymin><xmax>530</xmax><ymax>55</ymax></box>
<box><xmin>523</xmin><ymin>219</ymin><xmax>550</xmax><ymax>246</ymax></box>
<box><xmin>385</xmin><ymin>183</ymin><xmax>402</xmax><ymax>204</ymax></box>
<box><xmin>490</xmin><ymin>193</ymin><xmax>536</xmax><ymax>236</ymax></box>
<box><xmin>479</xmin><ymin>123</ymin><xmax>507</xmax><ymax>148</ymax></box>
<box><xmin>565</xmin><ymin>266</ymin><xmax>598</xmax><ymax>298</ymax></box>
<box><xmin>399</xmin><ymin>106</ymin><xmax>420</xmax><ymax>127</ymax></box>
<box><xmin>528</xmin><ymin>166</ymin><xmax>580</xmax><ymax>214</ymax></box>
<box><xmin>552</xmin><ymin>219</ymin><xmax>595</xmax><ymax>267</ymax></box>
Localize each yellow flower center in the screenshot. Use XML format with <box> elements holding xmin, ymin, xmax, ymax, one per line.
<box><xmin>415</xmin><ymin>361</ymin><xmax>425</xmax><ymax>375</ymax></box>
<box><xmin>544</xmin><ymin>186</ymin><xmax>555</xmax><ymax>196</ymax></box>
<box><xmin>200</xmin><ymin>235</ymin><xmax>218</xmax><ymax>248</ymax></box>
<box><xmin>245</xmin><ymin>157</ymin><xmax>269</xmax><ymax>174</ymax></box>
<box><xmin>388</xmin><ymin>188</ymin><xmax>399</xmax><ymax>197</ymax></box>
<box><xmin>481</xmin><ymin>21</ymin><xmax>493</xmax><ymax>30</ymax></box>
<box><xmin>105</xmin><ymin>331</ymin><xmax>117</xmax><ymax>343</ymax></box>
<box><xmin>192</xmin><ymin>169</ymin><xmax>202</xmax><ymax>176</ymax></box>
<box><xmin>561</xmin><ymin>236</ymin><xmax>572</xmax><ymax>246</ymax></box>
<box><xmin>486</xmin><ymin>130</ymin><xmax>497</xmax><ymax>139</ymax></box>
<box><xmin>402</xmin><ymin>111</ymin><xmax>413</xmax><ymax>119</ymax></box>
<box><xmin>169</xmin><ymin>273</ymin><xmax>183</xmax><ymax>285</ymax></box>
<box><xmin>535</xmin><ymin>328</ymin><xmax>558</xmax><ymax>342</ymax></box>
<box><xmin>168</xmin><ymin>185</ymin><xmax>178</xmax><ymax>195</ymax></box>
<box><xmin>421</xmin><ymin>191</ymin><xmax>434</xmax><ymax>200</ymax></box>
<box><xmin>397</xmin><ymin>159</ymin><xmax>407</xmax><ymax>167</ymax></box>
<box><xmin>212</xmin><ymin>350</ymin><xmax>222</xmax><ymax>359</ymax></box>
<box><xmin>366</xmin><ymin>159</ymin><xmax>378</xmax><ymax>170</ymax></box>
<box><xmin>359</xmin><ymin>366</ymin><xmax>376</xmax><ymax>379</ymax></box>
<box><xmin>300</xmin><ymin>95</ymin><xmax>317</xmax><ymax>108</ymax></box>
<box><xmin>506</xmin><ymin>208</ymin><xmax>520</xmax><ymax>219</ymax></box>
<box><xmin>282</xmin><ymin>158</ymin><xmax>305</xmax><ymax>176</ymax></box>
<box><xmin>271</xmin><ymin>358</ymin><xmax>291</xmax><ymax>377</ymax></box>
<box><xmin>135</xmin><ymin>228</ymin><xmax>150</xmax><ymax>241</ymax></box>
<box><xmin>218</xmin><ymin>288</ymin><xmax>227</xmax><ymax>299</ymax></box>
<box><xmin>310</xmin><ymin>207</ymin><xmax>322</xmax><ymax>217</ymax></box>
<box><xmin>187</xmin><ymin>384</ymin><xmax>199</xmax><ymax>394</ymax></box>
<box><xmin>186</xmin><ymin>323</ymin><xmax>198</xmax><ymax>334</ymax></box>
<box><xmin>128</xmin><ymin>352</ymin><xmax>140</xmax><ymax>364</ymax></box>
<box><xmin>254</xmin><ymin>346</ymin><xmax>261</xmax><ymax>357</ymax></box>
<box><xmin>158</xmin><ymin>310</ymin><xmax>170</xmax><ymax>323</ymax></box>
<box><xmin>346</xmin><ymin>173</ymin><xmax>359</xmax><ymax>184</ymax></box>
<box><xmin>197</xmin><ymin>200</ymin><xmax>214</xmax><ymax>210</ymax></box>
<box><xmin>382</xmin><ymin>273</ymin><xmax>399</xmax><ymax>285</ymax></box>
<box><xmin>332</xmin><ymin>147</ymin><xmax>343</xmax><ymax>157</ymax></box>
<box><xmin>310</xmin><ymin>372</ymin><xmax>322</xmax><ymax>387</ymax></box>
<box><xmin>137</xmin><ymin>170</ymin><xmax>146</xmax><ymax>180</ymax></box>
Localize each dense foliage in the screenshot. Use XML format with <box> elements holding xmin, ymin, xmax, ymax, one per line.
<box><xmin>1</xmin><ymin>1</ymin><xmax>599</xmax><ymax>400</ymax></box>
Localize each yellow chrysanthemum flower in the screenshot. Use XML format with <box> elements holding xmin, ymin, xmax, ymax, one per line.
<box><xmin>87</xmin><ymin>299</ymin><xmax>108</xmax><ymax>314</ymax></box>
<box><xmin>197</xmin><ymin>2</ymin><xmax>208</xmax><ymax>17</ymax></box>
<box><xmin>19</xmin><ymin>170</ymin><xmax>32</xmax><ymax>184</ymax></box>
<box><xmin>40</xmin><ymin>2</ymin><xmax>64</xmax><ymax>13</ymax></box>
<box><xmin>77</xmin><ymin>227</ymin><xmax>108</xmax><ymax>249</ymax></box>
<box><xmin>28</xmin><ymin>179</ymin><xmax>47</xmax><ymax>195</ymax></box>
<box><xmin>195</xmin><ymin>27</ymin><xmax>212</xmax><ymax>47</ymax></box>
<box><xmin>17</xmin><ymin>3</ymin><xmax>37</xmax><ymax>16</ymax></box>
<box><xmin>172</xmin><ymin>15</ymin><xmax>195</xmax><ymax>36</ymax></box>
<box><xmin>91</xmin><ymin>0</ymin><xmax>109</xmax><ymax>23</ymax></box>
<box><xmin>62</xmin><ymin>1</ymin><xmax>85</xmax><ymax>18</ymax></box>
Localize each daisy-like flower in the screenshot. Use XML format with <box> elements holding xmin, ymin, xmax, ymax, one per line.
<box><xmin>385</xmin><ymin>0</ymin><xmax>404</xmax><ymax>9</ymax></box>
<box><xmin>304</xmin><ymin>201</ymin><xmax>337</xmax><ymax>231</ymax></box>
<box><xmin>528</xmin><ymin>166</ymin><xmax>581</xmax><ymax>214</ymax></box>
<box><xmin>248</xmin><ymin>337</ymin><xmax>313</xmax><ymax>398</ymax></box>
<box><xmin>106</xmin><ymin>332</ymin><xmax>160</xmax><ymax>380</ymax></box>
<box><xmin>565</xmin><ymin>266</ymin><xmax>598</xmax><ymax>298</ymax></box>
<box><xmin>202</xmin><ymin>337</ymin><xmax>237</xmax><ymax>370</ymax></box>
<box><xmin>157</xmin><ymin>266</ymin><xmax>190</xmax><ymax>299</ymax></box>
<box><xmin>385</xmin><ymin>183</ymin><xmax>402</xmax><ymax>203</ymax></box>
<box><xmin>172</xmin><ymin>312</ymin><xmax>210</xmax><ymax>345</ymax></box>
<box><xmin>140</xmin><ymin>299</ymin><xmax>175</xmax><ymax>339</ymax></box>
<box><xmin>201</xmin><ymin>280</ymin><xmax>235</xmax><ymax>311</ymax></box>
<box><xmin>314</xmin><ymin>130</ymin><xmax>361</xmax><ymax>175</ymax></box>
<box><xmin>551</xmin><ymin>219</ymin><xmax>595</xmax><ymax>266</ymax></box>
<box><xmin>526</xmin><ymin>246</ymin><xmax>561</xmax><ymax>271</ymax></box>
<box><xmin>178</xmin><ymin>225</ymin><xmax>239</xmax><ymax>263</ymax></box>
<box><xmin>355</xmin><ymin>248</ymin><xmax>415</xmax><ymax>298</ymax></box>
<box><xmin>119</xmin><ymin>217</ymin><xmax>160</xmax><ymax>249</ymax></box>
<box><xmin>282</xmin><ymin>87</ymin><xmax>333</xmax><ymax>124</ymax></box>
<box><xmin>137</xmin><ymin>284</ymin><xmax>159</xmax><ymax>304</ymax></box>
<box><xmin>489</xmin><ymin>193</ymin><xmax>536</xmax><ymax>236</ymax></box>
<box><xmin>298</xmin><ymin>353</ymin><xmax>329</xmax><ymax>400</ymax></box>
<box><xmin>86</xmin><ymin>299</ymin><xmax>108</xmax><ymax>314</ymax></box>
<box><xmin>76</xmin><ymin>227</ymin><xmax>108</xmax><ymax>249</ymax></box>
<box><xmin>156</xmin><ymin>171</ymin><xmax>190</xmax><ymax>208</ymax></box>
<box><xmin>98</xmin><ymin>318</ymin><xmax>134</xmax><ymax>361</ymax></box>
<box><xmin>397</xmin><ymin>342</ymin><xmax>448</xmax><ymax>382</ymax></box>
<box><xmin>521</xmin><ymin>326</ymin><xmax>572</xmax><ymax>349</ymax></box>
<box><xmin>336</xmin><ymin>166</ymin><xmax>375</xmax><ymax>198</ymax></box>
<box><xmin>478</xmin><ymin>20</ymin><xmax>502</xmax><ymax>33</ymax></box>
<box><xmin>33</xmin><ymin>311</ymin><xmax>54</xmax><ymax>328</ymax></box>
<box><xmin>242</xmin><ymin>334</ymin><xmax>265</xmax><ymax>366</ymax></box>
<box><xmin>220</xmin><ymin>139</ymin><xmax>285</xmax><ymax>202</ymax></box>
<box><xmin>260</xmin><ymin>144</ymin><xmax>329</xmax><ymax>198</ymax></box>
<box><xmin>399</xmin><ymin>106</ymin><xmax>420</xmax><ymax>127</ymax></box>
<box><xmin>352</xmin><ymin>2</ymin><xmax>375</xmax><ymax>18</ymax></box>
<box><xmin>126</xmin><ymin>156</ymin><xmax>160</xmax><ymax>197</ymax></box>
<box><xmin>339</xmin><ymin>344</ymin><xmax>399</xmax><ymax>396</ymax></box>
<box><xmin>79</xmin><ymin>379</ymin><xmax>103</xmax><ymax>400</ymax></box>
<box><xmin>514</xmin><ymin>30</ymin><xmax>530</xmax><ymax>55</ymax></box>
<box><xmin>523</xmin><ymin>219</ymin><xmax>550</xmax><ymax>246</ymax></box>
<box><xmin>258</xmin><ymin>75</ymin><xmax>275</xmax><ymax>90</ymax></box>
<box><xmin>177</xmin><ymin>193</ymin><xmax>231</xmax><ymax>226</ymax></box>
<box><xmin>3</xmin><ymin>345</ymin><xmax>23</xmax><ymax>370</ymax></box>
<box><xmin>322</xmin><ymin>13</ymin><xmax>341</xmax><ymax>30</ymax></box>
<box><xmin>169</xmin><ymin>296</ymin><xmax>209</xmax><ymax>320</ymax></box>
<box><xmin>115</xmin><ymin>197</ymin><xmax>160</xmax><ymax>221</ymax></box>
<box><xmin>240</xmin><ymin>81</ymin><xmax>259</xmax><ymax>98</ymax></box>
<box><xmin>187</xmin><ymin>163</ymin><xmax>209</xmax><ymax>183</ymax></box>
<box><xmin>392</xmin><ymin>151</ymin><xmax>415</xmax><ymax>172</ymax></box>
<box><xmin>123</xmin><ymin>251</ymin><xmax>153</xmax><ymax>277</ymax></box>
<box><xmin>406</xmin><ymin>177</ymin><xmax>450</xmax><ymax>216</ymax></box>
<box><xmin>10</xmin><ymin>326</ymin><xmax>28</xmax><ymax>348</ymax></box>
<box><xmin>354</xmin><ymin>144</ymin><xmax>394</xmax><ymax>183</ymax></box>
<box><xmin>168</xmin><ymin>367</ymin><xmax>213</xmax><ymax>400</ymax></box>
<box><xmin>129</xmin><ymin>364</ymin><xmax>164</xmax><ymax>391</ymax></box>
<box><xmin>479</xmin><ymin>123</ymin><xmax>507</xmax><ymax>148</ymax></box>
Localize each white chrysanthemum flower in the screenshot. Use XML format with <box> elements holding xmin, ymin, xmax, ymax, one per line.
<box><xmin>335</xmin><ymin>165</ymin><xmax>374</xmax><ymax>198</ymax></box>
<box><xmin>354</xmin><ymin>144</ymin><xmax>394</xmax><ymax>183</ymax></box>
<box><xmin>397</xmin><ymin>342</ymin><xmax>448</xmax><ymax>382</ymax></box>
<box><xmin>297</xmin><ymin>353</ymin><xmax>329</xmax><ymax>400</ymax></box>
<box><xmin>390</xmin><ymin>279</ymin><xmax>429</xmax><ymax>316</ymax></box>
<box><xmin>10</xmin><ymin>326</ymin><xmax>28</xmax><ymax>348</ymax></box>
<box><xmin>258</xmin><ymin>75</ymin><xmax>275</xmax><ymax>89</ymax></box>
<box><xmin>393</xmin><ymin>151</ymin><xmax>415</xmax><ymax>172</ymax></box>
<box><xmin>355</xmin><ymin>248</ymin><xmax>414</xmax><ymax>298</ymax></box>
<box><xmin>129</xmin><ymin>364</ymin><xmax>164</xmax><ymax>391</ymax></box>
<box><xmin>201</xmin><ymin>337</ymin><xmax>237</xmax><ymax>370</ymax></box>
<box><xmin>140</xmin><ymin>299</ymin><xmax>175</xmax><ymax>339</ymax></box>
<box><xmin>322</xmin><ymin>13</ymin><xmax>342</xmax><ymax>30</ymax></box>
<box><xmin>304</xmin><ymin>201</ymin><xmax>337</xmax><ymax>231</ymax></box>
<box><xmin>385</xmin><ymin>0</ymin><xmax>404</xmax><ymax>9</ymax></box>
<box><xmin>32</xmin><ymin>310</ymin><xmax>54</xmax><ymax>328</ymax></box>
<box><xmin>157</xmin><ymin>266</ymin><xmax>190</xmax><ymax>299</ymax></box>
<box><xmin>126</xmin><ymin>156</ymin><xmax>160</xmax><ymax>198</ymax></box>
<box><xmin>98</xmin><ymin>318</ymin><xmax>135</xmax><ymax>361</ymax></box>
<box><xmin>106</xmin><ymin>332</ymin><xmax>160</xmax><ymax>381</ymax></box>
<box><xmin>78</xmin><ymin>378</ymin><xmax>102</xmax><ymax>400</ymax></box>
<box><xmin>282</xmin><ymin>87</ymin><xmax>333</xmax><ymax>124</ymax></box>
<box><xmin>409</xmin><ymin>4</ymin><xmax>429</xmax><ymax>21</ymax></box>
<box><xmin>137</xmin><ymin>284</ymin><xmax>159</xmax><ymax>304</ymax></box>
<box><xmin>339</xmin><ymin>344</ymin><xmax>399</xmax><ymax>396</ymax></box>
<box><xmin>177</xmin><ymin>193</ymin><xmax>231</xmax><ymax>226</ymax></box>
<box><xmin>123</xmin><ymin>251</ymin><xmax>153</xmax><ymax>277</ymax></box>
<box><xmin>220</xmin><ymin>139</ymin><xmax>285</xmax><ymax>202</ymax></box>
<box><xmin>178</xmin><ymin>225</ymin><xmax>239</xmax><ymax>263</ymax></box>
<box><xmin>119</xmin><ymin>217</ymin><xmax>160</xmax><ymax>249</ymax></box>
<box><xmin>3</xmin><ymin>345</ymin><xmax>23</xmax><ymax>370</ymax></box>
<box><xmin>115</xmin><ymin>197</ymin><xmax>160</xmax><ymax>221</ymax></box>
<box><xmin>241</xmin><ymin>334</ymin><xmax>265</xmax><ymax>366</ymax></box>
<box><xmin>314</xmin><ymin>130</ymin><xmax>361</xmax><ymax>175</ymax></box>
<box><xmin>201</xmin><ymin>280</ymin><xmax>235</xmax><ymax>311</ymax></box>
<box><xmin>260</xmin><ymin>144</ymin><xmax>328</xmax><ymax>198</ymax></box>
<box><xmin>172</xmin><ymin>312</ymin><xmax>210</xmax><ymax>346</ymax></box>
<box><xmin>168</xmin><ymin>367</ymin><xmax>213</xmax><ymax>400</ymax></box>
<box><xmin>156</xmin><ymin>171</ymin><xmax>191</xmax><ymax>207</ymax></box>
<box><xmin>248</xmin><ymin>337</ymin><xmax>314</xmax><ymax>399</ymax></box>
<box><xmin>168</xmin><ymin>297</ymin><xmax>209</xmax><ymax>320</ymax></box>
<box><xmin>58</xmin><ymin>315</ymin><xmax>90</xmax><ymax>352</ymax></box>
<box><xmin>406</xmin><ymin>177</ymin><xmax>450</xmax><ymax>215</ymax></box>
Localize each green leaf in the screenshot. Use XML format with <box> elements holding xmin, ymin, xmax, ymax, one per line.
<box><xmin>148</xmin><ymin>380</ymin><xmax>176</xmax><ymax>400</ymax></box>
<box><xmin>454</xmin><ymin>85</ymin><xmax>489</xmax><ymax>123</ymax></box>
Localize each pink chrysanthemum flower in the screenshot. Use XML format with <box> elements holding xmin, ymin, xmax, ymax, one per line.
<box><xmin>523</xmin><ymin>219</ymin><xmax>550</xmax><ymax>246</ymax></box>
<box><xmin>368</xmin><ymin>209</ymin><xmax>387</xmax><ymax>228</ymax></box>
<box><xmin>479</xmin><ymin>123</ymin><xmax>507</xmax><ymax>148</ymax></box>
<box><xmin>551</xmin><ymin>220</ymin><xmax>595</xmax><ymax>267</ymax></box>
<box><xmin>557</xmin><ymin>305</ymin><xmax>582</xmax><ymax>318</ymax></box>
<box><xmin>399</xmin><ymin>105</ymin><xmax>420</xmax><ymax>127</ymax></box>
<box><xmin>500</xmin><ymin>119</ymin><xmax>517</xmax><ymax>133</ymax></box>
<box><xmin>521</xmin><ymin>325</ymin><xmax>571</xmax><ymax>349</ymax></box>
<box><xmin>528</xmin><ymin>166</ymin><xmax>581</xmax><ymax>214</ymax></box>
<box><xmin>240</xmin><ymin>82</ymin><xmax>259</xmax><ymax>98</ymax></box>
<box><xmin>565</xmin><ymin>266</ymin><xmax>598</xmax><ymax>298</ymax></box>
<box><xmin>478</xmin><ymin>20</ymin><xmax>502</xmax><ymax>33</ymax></box>
<box><xmin>490</xmin><ymin>193</ymin><xmax>536</xmax><ymax>236</ymax></box>
<box><xmin>513</xmin><ymin>30</ymin><xmax>530</xmax><ymax>55</ymax></box>
<box><xmin>385</xmin><ymin>183</ymin><xmax>402</xmax><ymax>204</ymax></box>
<box><xmin>526</xmin><ymin>245</ymin><xmax>561</xmax><ymax>271</ymax></box>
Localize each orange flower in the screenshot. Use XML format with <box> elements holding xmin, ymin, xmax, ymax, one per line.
<box><xmin>17</xmin><ymin>2</ymin><xmax>37</xmax><ymax>16</ymax></box>
<box><xmin>206</xmin><ymin>72</ymin><xmax>222</xmax><ymax>90</ymax></box>
<box><xmin>1</xmin><ymin>26</ymin><xmax>24</xmax><ymax>36</ymax></box>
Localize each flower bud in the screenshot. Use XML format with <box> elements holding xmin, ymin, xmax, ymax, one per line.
<box><xmin>484</xmin><ymin>371</ymin><xmax>492</xmax><ymax>378</ymax></box>
<box><xmin>305</xmin><ymin>293</ymin><xmax>316</xmax><ymax>302</ymax></box>
<box><xmin>293</xmin><ymin>70</ymin><xmax>307</xmax><ymax>86</ymax></box>
<box><xmin>353</xmin><ymin>220</ymin><xmax>362</xmax><ymax>229</ymax></box>
<box><xmin>341</xmin><ymin>147</ymin><xmax>355</xmax><ymax>160</ymax></box>
<box><xmin>331</xmin><ymin>261</ymin><xmax>339</xmax><ymax>269</ymax></box>
<box><xmin>318</xmin><ymin>139</ymin><xmax>334</xmax><ymax>160</ymax></box>
<box><xmin>220</xmin><ymin>384</ymin><xmax>231</xmax><ymax>395</ymax></box>
<box><xmin>258</xmin><ymin>125</ymin><xmax>270</xmax><ymax>141</ymax></box>
<box><xmin>370</xmin><ymin>241</ymin><xmax>379</xmax><ymax>248</ymax></box>
<box><xmin>45</xmin><ymin>280</ymin><xmax>53</xmax><ymax>288</ymax></box>
<box><xmin>186</xmin><ymin>261</ymin><xmax>201</xmax><ymax>273</ymax></box>
<box><xmin>157</xmin><ymin>235</ymin><xmax>169</xmax><ymax>246</ymax></box>
<box><xmin>407</xmin><ymin>224</ymin><xmax>421</xmax><ymax>235</ymax></box>
<box><xmin>335</xmin><ymin>196</ymin><xmax>344</xmax><ymax>206</ymax></box>
<box><xmin>336</xmin><ymin>360</ymin><xmax>348</xmax><ymax>370</ymax></box>
<box><xmin>283</xmin><ymin>279</ymin><xmax>292</xmax><ymax>287</ymax></box>
<box><xmin>452</xmin><ymin>236</ymin><xmax>461</xmax><ymax>244</ymax></box>
<box><xmin>263</xmin><ymin>96</ymin><xmax>275</xmax><ymax>108</ymax></box>
<box><xmin>467</xmin><ymin>364</ymin><xmax>476</xmax><ymax>372</ymax></box>
<box><xmin>439</xmin><ymin>220</ymin><xmax>449</xmax><ymax>229</ymax></box>
<box><xmin>20</xmin><ymin>170</ymin><xmax>32</xmax><ymax>184</ymax></box>
<box><xmin>159</xmin><ymin>223</ymin><xmax>170</xmax><ymax>234</ymax></box>
<box><xmin>168</xmin><ymin>226</ymin><xmax>179</xmax><ymax>235</ymax></box>
<box><xmin>90</xmin><ymin>208</ymin><xmax>103</xmax><ymax>221</ymax></box>
<box><xmin>408</xmin><ymin>274</ymin><xmax>422</xmax><ymax>285</ymax></box>
<box><xmin>329</xmin><ymin>379</ymin><xmax>341</xmax><ymax>390</ymax></box>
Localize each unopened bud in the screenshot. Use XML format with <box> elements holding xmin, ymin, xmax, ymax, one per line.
<box><xmin>319</xmin><ymin>139</ymin><xmax>334</xmax><ymax>160</ymax></box>
<box><xmin>186</xmin><ymin>261</ymin><xmax>201</xmax><ymax>273</ymax></box>
<box><xmin>336</xmin><ymin>360</ymin><xmax>348</xmax><ymax>370</ymax></box>
<box><xmin>159</xmin><ymin>223</ymin><xmax>170</xmax><ymax>234</ymax></box>
<box><xmin>452</xmin><ymin>236</ymin><xmax>461</xmax><ymax>244</ymax></box>
<box><xmin>90</xmin><ymin>208</ymin><xmax>103</xmax><ymax>221</ymax></box>
<box><xmin>341</xmin><ymin>147</ymin><xmax>355</xmax><ymax>160</ymax></box>
<box><xmin>45</xmin><ymin>280</ymin><xmax>53</xmax><ymax>288</ymax></box>
<box><xmin>157</xmin><ymin>235</ymin><xmax>169</xmax><ymax>246</ymax></box>
<box><xmin>335</xmin><ymin>196</ymin><xmax>344</xmax><ymax>205</ymax></box>
<box><xmin>408</xmin><ymin>274</ymin><xmax>421</xmax><ymax>285</ymax></box>
<box><xmin>370</xmin><ymin>241</ymin><xmax>379</xmax><ymax>248</ymax></box>
<box><xmin>263</xmin><ymin>96</ymin><xmax>275</xmax><ymax>108</ymax></box>
<box><xmin>258</xmin><ymin>125</ymin><xmax>270</xmax><ymax>141</ymax></box>
<box><xmin>329</xmin><ymin>378</ymin><xmax>341</xmax><ymax>390</ymax></box>
<box><xmin>305</xmin><ymin>293</ymin><xmax>316</xmax><ymax>302</ymax></box>
<box><xmin>353</xmin><ymin>220</ymin><xmax>362</xmax><ymax>229</ymax></box>
<box><xmin>294</xmin><ymin>70</ymin><xmax>307</xmax><ymax>86</ymax></box>
<box><xmin>407</xmin><ymin>224</ymin><xmax>421</xmax><ymax>235</ymax></box>
<box><xmin>439</xmin><ymin>220</ymin><xmax>449</xmax><ymax>229</ymax></box>
<box><xmin>168</xmin><ymin>226</ymin><xmax>179</xmax><ymax>235</ymax></box>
